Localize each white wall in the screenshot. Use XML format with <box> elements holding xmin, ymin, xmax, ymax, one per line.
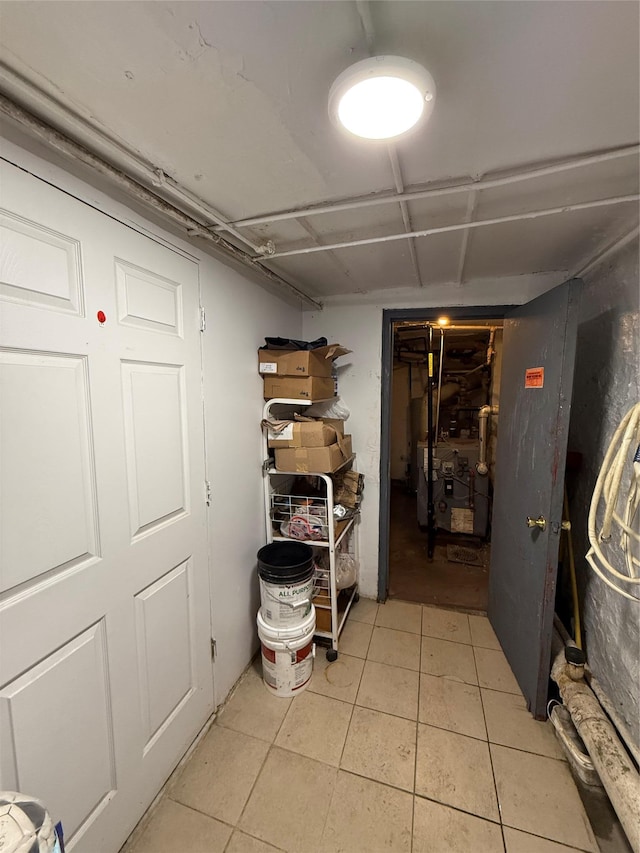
<box><xmin>303</xmin><ymin>279</ymin><xmax>555</xmax><ymax>598</ymax></box>
<box><xmin>201</xmin><ymin>267</ymin><xmax>301</xmax><ymax>704</ymax></box>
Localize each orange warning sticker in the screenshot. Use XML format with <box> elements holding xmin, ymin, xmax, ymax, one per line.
<box><xmin>525</xmin><ymin>367</ymin><xmax>544</xmax><ymax>388</ymax></box>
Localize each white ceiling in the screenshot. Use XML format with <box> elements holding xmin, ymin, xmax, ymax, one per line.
<box><xmin>1</xmin><ymin>1</ymin><xmax>638</xmax><ymax>304</ymax></box>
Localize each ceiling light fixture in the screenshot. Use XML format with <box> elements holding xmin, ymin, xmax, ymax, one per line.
<box><xmin>329</xmin><ymin>55</ymin><xmax>436</xmax><ymax>141</ymax></box>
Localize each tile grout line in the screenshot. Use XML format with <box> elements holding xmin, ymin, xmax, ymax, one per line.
<box><xmin>411</xmin><ymin>607</ymin><xmax>425</xmax><ymax>852</ymax></box>
<box><xmin>314</xmin><ymin>612</ymin><xmax>370</xmax><ymax>850</ymax></box>
<box><xmin>231</xmin><ymin>682</ymin><xmax>295</xmax><ymax>843</ymax></box>
<box><xmin>475</xmin><ymin>645</ymin><xmax>507</xmax><ymax>853</ymax></box>
<box><xmin>413</xmin><ymin>790</ymin><xmax>503</xmax><ymax>827</ymax></box>
<box><xmin>500</xmin><ymin>824</ymin><xmax>596</xmax><ymax>853</ymax></box>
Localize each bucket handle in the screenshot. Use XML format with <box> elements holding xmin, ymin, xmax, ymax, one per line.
<box><xmin>263</xmin><ymin>584</ymin><xmax>311</xmax><ymax>610</ymax></box>
<box><xmin>286</xmin><ymin>641</ymin><xmax>315</xmax><ymax>664</ymax></box>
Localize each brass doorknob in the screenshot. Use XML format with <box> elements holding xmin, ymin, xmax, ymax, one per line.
<box><xmin>526</xmin><ymin>515</ymin><xmax>547</xmax><ymax>531</ymax></box>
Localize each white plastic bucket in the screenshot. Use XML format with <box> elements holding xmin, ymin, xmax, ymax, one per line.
<box><xmin>257</xmin><ymin>606</ymin><xmax>316</xmax><ymax>697</ymax></box>
<box><xmin>259</xmin><ymin>574</ymin><xmax>314</xmax><ymax>627</ymax></box>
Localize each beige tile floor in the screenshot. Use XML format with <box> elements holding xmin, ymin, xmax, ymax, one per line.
<box><xmin>126</xmin><ymin>600</ymin><xmax>600</xmax><ymax>853</ymax></box>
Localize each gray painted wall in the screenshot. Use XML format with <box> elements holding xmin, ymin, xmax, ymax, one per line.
<box><xmin>567</xmin><ymin>238</ymin><xmax>639</xmax><ymax>744</ymax></box>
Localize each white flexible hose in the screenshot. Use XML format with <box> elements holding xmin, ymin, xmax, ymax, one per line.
<box><xmin>586</xmin><ymin>402</ymin><xmax>640</xmax><ymax>600</ymax></box>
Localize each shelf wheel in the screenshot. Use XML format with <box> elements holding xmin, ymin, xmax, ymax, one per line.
<box><xmin>326</xmin><ymin>648</ymin><xmax>338</xmax><ymax>662</ymax></box>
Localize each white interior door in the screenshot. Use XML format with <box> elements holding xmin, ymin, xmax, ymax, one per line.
<box><xmin>0</xmin><ymin>159</ymin><xmax>213</xmax><ymax>852</ymax></box>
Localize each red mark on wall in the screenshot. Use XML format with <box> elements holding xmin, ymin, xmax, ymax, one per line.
<box><xmin>525</xmin><ymin>367</ymin><xmax>544</xmax><ymax>388</ymax></box>
<box><xmin>97</xmin><ymin>310</ymin><xmax>106</xmax><ymax>324</ymax></box>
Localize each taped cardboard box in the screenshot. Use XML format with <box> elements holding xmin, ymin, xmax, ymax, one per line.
<box><xmin>274</xmin><ymin>435</ymin><xmax>353</xmax><ymax>473</ymax></box>
<box><xmin>263</xmin><ymin>375</ymin><xmax>334</xmax><ymax>400</ymax></box>
<box><xmin>258</xmin><ymin>344</ymin><xmax>351</xmax><ymax>378</ymax></box>
<box><xmin>267</xmin><ymin>421</ymin><xmax>339</xmax><ymax>449</ymax></box>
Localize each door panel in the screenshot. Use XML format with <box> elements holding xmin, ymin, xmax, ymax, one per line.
<box><xmin>0</xmin><ymin>160</ymin><xmax>213</xmax><ymax>852</ymax></box>
<box><xmin>0</xmin><ymin>210</ymin><xmax>83</xmax><ymax>314</ymax></box>
<box><xmin>0</xmin><ymin>622</ymin><xmax>116</xmax><ymax>839</ymax></box>
<box><xmin>121</xmin><ymin>361</ymin><xmax>189</xmax><ymax>536</ymax></box>
<box><xmin>0</xmin><ymin>351</ymin><xmax>98</xmax><ymax>590</ymax></box>
<box><xmin>135</xmin><ymin>561</ymin><xmax>195</xmax><ymax>750</ymax></box>
<box><xmin>488</xmin><ymin>278</ymin><xmax>580</xmax><ymax>718</ymax></box>
<box><xmin>115</xmin><ymin>258</ymin><xmax>183</xmax><ymax>336</ymax></box>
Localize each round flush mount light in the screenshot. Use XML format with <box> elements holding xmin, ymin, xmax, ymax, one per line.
<box><xmin>329</xmin><ymin>55</ymin><xmax>436</xmax><ymax>141</ymax></box>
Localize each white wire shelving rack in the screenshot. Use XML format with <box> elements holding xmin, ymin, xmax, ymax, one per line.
<box><xmin>261</xmin><ymin>398</ymin><xmax>360</xmax><ymax>660</ymax></box>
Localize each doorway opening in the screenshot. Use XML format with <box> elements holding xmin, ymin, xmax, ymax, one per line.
<box><xmin>381</xmin><ymin>309</ymin><xmax>509</xmax><ymax>612</ymax></box>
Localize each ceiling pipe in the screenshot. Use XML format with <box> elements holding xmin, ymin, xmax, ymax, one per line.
<box><xmin>0</xmin><ymin>94</ymin><xmax>322</xmax><ymax>309</ymax></box>
<box><xmin>259</xmin><ymin>194</ymin><xmax>640</xmax><ymax>260</ymax></box>
<box><xmin>224</xmin><ymin>145</ymin><xmax>640</xmax><ymax>230</ymax></box>
<box><xmin>0</xmin><ymin>64</ymin><xmax>268</xmax><ymax>256</ymax></box>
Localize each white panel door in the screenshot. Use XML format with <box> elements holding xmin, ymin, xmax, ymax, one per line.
<box><xmin>0</xmin><ymin>160</ymin><xmax>213</xmax><ymax>852</ymax></box>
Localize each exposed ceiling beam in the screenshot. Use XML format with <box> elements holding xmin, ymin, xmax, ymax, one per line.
<box><xmin>294</xmin><ymin>217</ymin><xmax>354</xmax><ymax>283</ymax></box>
<box><xmin>223</xmin><ymin>145</ymin><xmax>640</xmax><ymax>230</ymax></box>
<box><xmin>355</xmin><ymin>0</ymin><xmax>376</xmax><ymax>53</ymax></box>
<box><xmin>456</xmin><ymin>190</ymin><xmax>477</xmax><ymax>285</ymax></box>
<box><xmin>354</xmin><ymin>0</ymin><xmax>424</xmax><ymax>288</ymax></box>
<box><xmin>258</xmin><ymin>194</ymin><xmax>639</xmax><ymax>260</ymax></box>
<box><xmin>388</xmin><ymin>145</ymin><xmax>423</xmax><ymax>287</ymax></box>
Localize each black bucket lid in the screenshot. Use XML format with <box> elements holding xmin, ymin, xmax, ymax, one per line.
<box><xmin>257</xmin><ymin>542</ymin><xmax>314</xmax><ymax>584</ymax></box>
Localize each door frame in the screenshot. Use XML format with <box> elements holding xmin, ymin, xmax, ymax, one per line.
<box><xmin>378</xmin><ymin>305</ymin><xmax>516</xmax><ymax>602</ymax></box>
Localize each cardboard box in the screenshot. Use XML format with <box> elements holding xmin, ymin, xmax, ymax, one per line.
<box><xmin>263</xmin><ymin>375</ymin><xmax>334</xmax><ymax>400</ymax></box>
<box><xmin>274</xmin><ymin>435</ymin><xmax>353</xmax><ymax>473</ymax></box>
<box><xmin>322</xmin><ymin>418</ymin><xmax>344</xmax><ymax>436</ymax></box>
<box><xmin>267</xmin><ymin>421</ymin><xmax>340</xmax><ymax>449</ymax></box>
<box><xmin>258</xmin><ymin>344</ymin><xmax>350</xmax><ymax>378</ymax></box>
<box><xmin>313</xmin><ymin>600</ymin><xmax>332</xmax><ymax>633</ymax></box>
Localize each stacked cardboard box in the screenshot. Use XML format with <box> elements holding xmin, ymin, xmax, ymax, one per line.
<box><xmin>274</xmin><ymin>435</ymin><xmax>353</xmax><ymax>474</ymax></box>
<box><xmin>258</xmin><ymin>344</ymin><xmax>350</xmax><ymax>401</ymax></box>
<box><xmin>265</xmin><ymin>417</ymin><xmax>352</xmax><ymax>473</ymax></box>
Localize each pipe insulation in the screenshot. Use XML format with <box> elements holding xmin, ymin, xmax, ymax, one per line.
<box><xmin>0</xmin><ymin>93</ymin><xmax>322</xmax><ymax>310</ymax></box>
<box><xmin>554</xmin><ymin>616</ymin><xmax>640</xmax><ymax>767</ymax></box>
<box><xmin>551</xmin><ymin>649</ymin><xmax>640</xmax><ymax>851</ymax></box>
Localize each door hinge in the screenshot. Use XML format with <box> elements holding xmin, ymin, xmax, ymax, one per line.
<box><xmin>205</xmin><ymin>480</ymin><xmax>212</xmax><ymax>506</ymax></box>
<box><xmin>200</xmin><ymin>306</ymin><xmax>206</xmax><ymax>332</ymax></box>
<box><xmin>211</xmin><ymin>638</ymin><xmax>217</xmax><ymax>660</ymax></box>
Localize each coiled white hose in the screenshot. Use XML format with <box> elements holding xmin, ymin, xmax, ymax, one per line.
<box><xmin>586</xmin><ymin>402</ymin><xmax>640</xmax><ymax>601</ymax></box>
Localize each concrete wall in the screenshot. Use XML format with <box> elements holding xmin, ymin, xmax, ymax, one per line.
<box><xmin>566</xmin><ymin>238</ymin><xmax>640</xmax><ymax>743</ymax></box>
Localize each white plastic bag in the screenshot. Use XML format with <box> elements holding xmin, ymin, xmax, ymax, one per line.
<box><xmin>336</xmin><ymin>553</ymin><xmax>358</xmax><ymax>589</ymax></box>
<box><xmin>306</xmin><ymin>398</ymin><xmax>350</xmax><ymax>421</ymax></box>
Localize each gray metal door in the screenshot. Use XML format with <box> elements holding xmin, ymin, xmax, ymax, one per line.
<box><xmin>488</xmin><ymin>278</ymin><xmax>581</xmax><ymax>719</ymax></box>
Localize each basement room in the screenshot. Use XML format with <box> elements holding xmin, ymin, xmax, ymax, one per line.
<box><xmin>0</xmin><ymin>2</ymin><xmax>638</xmax><ymax>852</ymax></box>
